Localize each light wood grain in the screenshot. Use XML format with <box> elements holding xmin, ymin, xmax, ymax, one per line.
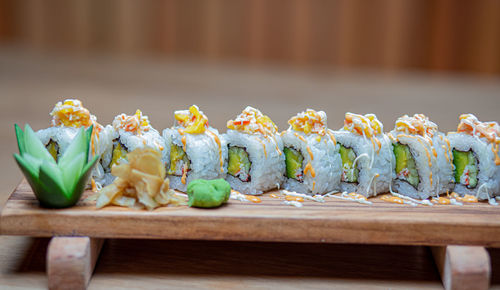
<box><xmin>47</xmin><ymin>237</ymin><xmax>104</xmax><ymax>290</ymax></box>
<box><xmin>432</xmin><ymin>246</ymin><xmax>491</xmax><ymax>290</ymax></box>
<box><xmin>2</xmin><ymin>180</ymin><xmax>500</xmax><ymax>247</ymax></box>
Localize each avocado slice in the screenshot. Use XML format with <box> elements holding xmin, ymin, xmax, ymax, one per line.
<box><xmin>284</xmin><ymin>147</ymin><xmax>304</xmax><ymax>181</ymax></box>
<box><xmin>452</xmin><ymin>149</ymin><xmax>478</xmax><ymax>188</ymax></box>
<box><xmin>168</xmin><ymin>144</ymin><xmax>191</xmax><ymax>176</ymax></box>
<box><xmin>393</xmin><ymin>143</ymin><xmax>419</xmax><ymax>188</ymax></box>
<box><xmin>227</xmin><ymin>146</ymin><xmax>251</xmax><ymax>182</ymax></box>
<box><xmin>339</xmin><ymin>144</ymin><xmax>359</xmax><ymax>183</ymax></box>
<box><xmin>110</xmin><ymin>141</ymin><xmax>128</xmax><ymax>170</ymax></box>
<box><xmin>46</xmin><ymin>140</ymin><xmax>59</xmax><ymax>161</ymax></box>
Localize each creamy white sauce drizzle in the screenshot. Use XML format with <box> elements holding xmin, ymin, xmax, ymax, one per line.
<box><xmin>281</xmin><ymin>190</ymin><xmax>325</xmax><ymax>203</ymax></box>
<box><xmin>476</xmin><ymin>184</ymin><xmax>498</xmax><ymax>206</ymax></box>
<box><xmin>328</xmin><ymin>191</ymin><xmax>372</xmax><ymax>205</ymax></box>
<box><xmin>230</xmin><ymin>191</ymin><xmax>250</xmax><ymax>202</ymax></box>
<box><xmin>283</xmin><ymin>200</ymin><xmax>303</xmax><ymax>207</ymax></box>
<box><xmin>450</xmin><ymin>199</ymin><xmax>463</xmax><ymax>206</ymax></box>
<box><xmin>389</xmin><ymin>191</ymin><xmax>433</xmax><ymax>206</ymax></box>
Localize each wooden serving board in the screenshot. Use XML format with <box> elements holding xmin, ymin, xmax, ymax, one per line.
<box><xmin>2</xmin><ymin>180</ymin><xmax>500</xmax><ymax>247</ymax></box>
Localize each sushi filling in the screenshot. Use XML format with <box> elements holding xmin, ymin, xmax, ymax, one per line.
<box><xmin>109</xmin><ymin>140</ymin><xmax>128</xmax><ymax>170</ymax></box>
<box><xmin>284</xmin><ymin>147</ymin><xmax>304</xmax><ymax>182</ymax></box>
<box><xmin>227</xmin><ymin>146</ymin><xmax>251</xmax><ymax>182</ymax></box>
<box><xmin>168</xmin><ymin>144</ymin><xmax>191</xmax><ymax>176</ymax></box>
<box><xmin>46</xmin><ymin>139</ymin><xmax>59</xmax><ymax>161</ymax></box>
<box><xmin>339</xmin><ymin>144</ymin><xmax>359</xmax><ymax>183</ymax></box>
<box><xmin>393</xmin><ymin>143</ymin><xmax>419</xmax><ymax>189</ymax></box>
<box><xmin>452</xmin><ymin>149</ymin><xmax>478</xmax><ymax>189</ymax></box>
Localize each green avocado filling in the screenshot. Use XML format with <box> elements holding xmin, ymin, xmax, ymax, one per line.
<box><xmin>228</xmin><ymin>146</ymin><xmax>251</xmax><ymax>182</ymax></box>
<box><xmin>393</xmin><ymin>143</ymin><xmax>419</xmax><ymax>189</ymax></box>
<box><xmin>46</xmin><ymin>140</ymin><xmax>59</xmax><ymax>161</ymax></box>
<box><xmin>168</xmin><ymin>144</ymin><xmax>190</xmax><ymax>176</ymax></box>
<box><xmin>187</xmin><ymin>178</ymin><xmax>231</xmax><ymax>208</ymax></box>
<box><xmin>284</xmin><ymin>147</ymin><xmax>304</xmax><ymax>181</ymax></box>
<box><xmin>339</xmin><ymin>144</ymin><xmax>359</xmax><ymax>183</ymax></box>
<box><xmin>110</xmin><ymin>141</ymin><xmax>128</xmax><ymax>170</ymax></box>
<box><xmin>452</xmin><ymin>149</ymin><xmax>478</xmax><ymax>188</ymax></box>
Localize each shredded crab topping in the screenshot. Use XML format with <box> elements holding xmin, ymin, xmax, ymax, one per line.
<box><xmin>50</xmin><ymin>99</ymin><xmax>99</xmax><ymax>129</ymax></box>
<box><xmin>343</xmin><ymin>113</ymin><xmax>383</xmax><ymax>138</ymax></box>
<box><xmin>174</xmin><ymin>105</ymin><xmax>209</xmax><ymax>134</ymax></box>
<box><xmin>395</xmin><ymin>114</ymin><xmax>438</xmax><ymax>138</ymax></box>
<box><xmin>288</xmin><ymin>109</ymin><xmax>327</xmax><ymax>135</ymax></box>
<box><xmin>457</xmin><ymin>114</ymin><xmax>500</xmax><ymax>144</ymax></box>
<box><xmin>227</xmin><ymin>106</ymin><xmax>278</xmax><ymax>136</ymax></box>
<box><xmin>112</xmin><ymin>109</ymin><xmax>151</xmax><ymax>135</ymax></box>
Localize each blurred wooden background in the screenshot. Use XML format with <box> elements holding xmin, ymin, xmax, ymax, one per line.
<box><xmin>0</xmin><ymin>0</ymin><xmax>500</xmax><ymax>74</ymax></box>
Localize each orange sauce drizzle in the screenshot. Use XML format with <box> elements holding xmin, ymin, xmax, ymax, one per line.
<box><xmin>304</xmin><ymin>162</ymin><xmax>316</xmax><ymax>178</ymax></box>
<box><xmin>270</xmin><ymin>134</ymin><xmax>282</xmax><ymax>155</ymax></box>
<box><xmin>285</xmin><ymin>195</ymin><xmax>304</xmax><ymax>202</ymax></box>
<box><xmin>433</xmin><ymin>197</ymin><xmax>451</xmax><ymax>205</ymax></box>
<box><xmin>294</xmin><ymin>132</ymin><xmax>307</xmax><ymax>143</ymax></box>
<box><xmin>493</xmin><ymin>143</ymin><xmax>500</xmax><ymax>166</ymax></box>
<box><xmin>269</xmin><ymin>193</ymin><xmax>279</xmax><ymax>198</ymax></box>
<box><xmin>381</xmin><ymin>194</ymin><xmax>404</xmax><ymax>204</ymax></box>
<box><xmin>205</xmin><ymin>130</ymin><xmax>224</xmax><ymax>172</ymax></box>
<box><xmin>462</xmin><ymin>194</ymin><xmax>478</xmax><ymax>203</ymax></box>
<box><xmin>450</xmin><ymin>192</ymin><xmax>478</xmax><ymax>203</ymax></box>
<box><xmin>306</xmin><ymin>146</ymin><xmax>314</xmax><ymax>160</ymax></box>
<box><xmin>327</xmin><ymin>130</ymin><xmax>337</xmax><ymax>145</ymax></box>
<box><xmin>177</xmin><ymin>128</ymin><xmax>185</xmax><ymax>135</ymax></box>
<box><xmin>432</xmin><ymin>148</ymin><xmax>437</xmax><ymax>158</ymax></box>
<box><xmin>442</xmin><ymin>145</ymin><xmax>450</xmax><ymax>164</ymax></box>
<box><xmin>91</xmin><ymin>178</ymin><xmax>98</xmax><ymax>192</ymax></box>
<box><xmin>245</xmin><ymin>195</ymin><xmax>262</xmax><ymax>203</ymax></box>
<box><xmin>181</xmin><ymin>136</ymin><xmax>187</xmax><ymax>151</ymax></box>
<box><xmin>257</xmin><ymin>138</ymin><xmax>267</xmax><ymax>158</ymax></box>
<box><xmin>312</xmin><ymin>181</ymin><xmax>316</xmax><ymax>191</ymax></box>
<box><xmin>181</xmin><ymin>163</ymin><xmax>188</xmax><ymax>184</ymax></box>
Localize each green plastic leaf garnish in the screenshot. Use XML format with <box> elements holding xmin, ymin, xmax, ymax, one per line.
<box><xmin>13</xmin><ymin>124</ymin><xmax>99</xmax><ymax>208</ymax></box>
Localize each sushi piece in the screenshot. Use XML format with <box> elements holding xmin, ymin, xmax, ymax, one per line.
<box><xmin>447</xmin><ymin>114</ymin><xmax>500</xmax><ymax>201</ymax></box>
<box><xmin>225</xmin><ymin>106</ymin><xmax>285</xmax><ymax>195</ymax></box>
<box><xmin>332</xmin><ymin>113</ymin><xmax>394</xmax><ymax>197</ymax></box>
<box><xmin>389</xmin><ymin>114</ymin><xmax>454</xmax><ymax>200</ymax></box>
<box><xmin>163</xmin><ymin>105</ymin><xmax>227</xmax><ymax>192</ymax></box>
<box><xmin>36</xmin><ymin>99</ymin><xmax>112</xmax><ymax>189</ymax></box>
<box><xmin>105</xmin><ymin>109</ymin><xmax>167</xmax><ymax>184</ymax></box>
<box><xmin>281</xmin><ymin>109</ymin><xmax>341</xmax><ymax>194</ymax></box>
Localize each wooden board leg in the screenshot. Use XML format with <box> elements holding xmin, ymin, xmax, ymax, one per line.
<box><xmin>431</xmin><ymin>245</ymin><xmax>490</xmax><ymax>290</ymax></box>
<box><xmin>47</xmin><ymin>237</ymin><xmax>104</xmax><ymax>290</ymax></box>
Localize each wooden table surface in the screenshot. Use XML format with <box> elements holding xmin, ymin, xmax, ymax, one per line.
<box><xmin>1</xmin><ymin>47</ymin><xmax>500</xmax><ymax>289</ymax></box>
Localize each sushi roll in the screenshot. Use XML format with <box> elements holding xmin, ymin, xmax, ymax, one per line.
<box><xmin>36</xmin><ymin>99</ymin><xmax>112</xmax><ymax>190</ymax></box>
<box><xmin>332</xmin><ymin>113</ymin><xmax>394</xmax><ymax>197</ymax></box>
<box><xmin>225</xmin><ymin>106</ymin><xmax>285</xmax><ymax>195</ymax></box>
<box><xmin>163</xmin><ymin>105</ymin><xmax>227</xmax><ymax>192</ymax></box>
<box><xmin>105</xmin><ymin>109</ymin><xmax>167</xmax><ymax>184</ymax></box>
<box><xmin>281</xmin><ymin>109</ymin><xmax>341</xmax><ymax>194</ymax></box>
<box><xmin>389</xmin><ymin>114</ymin><xmax>454</xmax><ymax>200</ymax></box>
<box><xmin>447</xmin><ymin>114</ymin><xmax>500</xmax><ymax>201</ymax></box>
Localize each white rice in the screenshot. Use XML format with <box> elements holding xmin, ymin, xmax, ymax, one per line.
<box><xmin>333</xmin><ymin>130</ymin><xmax>394</xmax><ymax>197</ymax></box>
<box><xmin>224</xmin><ymin>129</ymin><xmax>285</xmax><ymax>195</ymax></box>
<box><xmin>448</xmin><ymin>132</ymin><xmax>500</xmax><ymax>200</ymax></box>
<box><xmin>281</xmin><ymin>130</ymin><xmax>341</xmax><ymax>194</ymax></box>
<box><xmin>163</xmin><ymin>127</ymin><xmax>227</xmax><ymax>192</ymax></box>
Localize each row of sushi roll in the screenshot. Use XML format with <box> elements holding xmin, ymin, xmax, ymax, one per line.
<box><xmin>35</xmin><ymin>99</ymin><xmax>500</xmax><ymax>204</ymax></box>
